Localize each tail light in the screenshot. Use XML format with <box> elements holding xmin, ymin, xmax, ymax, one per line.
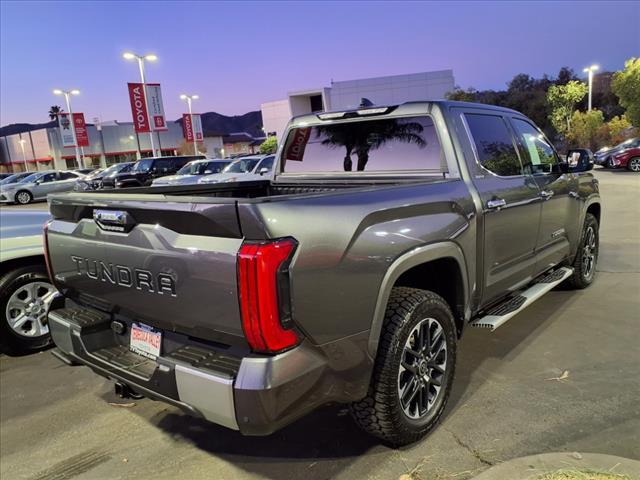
<box><xmin>43</xmin><ymin>220</ymin><xmax>55</xmax><ymax>284</ymax></box>
<box><xmin>237</xmin><ymin>238</ymin><xmax>299</xmax><ymax>353</ymax></box>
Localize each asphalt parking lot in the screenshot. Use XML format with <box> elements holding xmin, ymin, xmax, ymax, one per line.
<box><xmin>1</xmin><ymin>169</ymin><xmax>639</xmax><ymax>480</ymax></box>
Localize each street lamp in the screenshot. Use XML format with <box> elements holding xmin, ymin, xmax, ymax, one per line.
<box><xmin>53</xmin><ymin>88</ymin><xmax>82</xmax><ymax>169</ymax></box>
<box><xmin>123</xmin><ymin>52</ymin><xmax>158</xmax><ymax>157</ymax></box>
<box><xmin>583</xmin><ymin>64</ymin><xmax>599</xmax><ymax>111</ymax></box>
<box><xmin>18</xmin><ymin>138</ymin><xmax>29</xmax><ymax>172</ymax></box>
<box><xmin>180</xmin><ymin>94</ymin><xmax>199</xmax><ymax>155</ymax></box>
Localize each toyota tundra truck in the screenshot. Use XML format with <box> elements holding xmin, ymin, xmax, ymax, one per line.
<box><xmin>44</xmin><ymin>101</ymin><xmax>600</xmax><ymax>446</ymax></box>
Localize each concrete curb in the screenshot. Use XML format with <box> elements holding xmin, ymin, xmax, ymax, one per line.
<box><xmin>471</xmin><ymin>452</ymin><xmax>640</xmax><ymax>480</ymax></box>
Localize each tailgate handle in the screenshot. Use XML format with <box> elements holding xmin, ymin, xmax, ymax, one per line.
<box><xmin>93</xmin><ymin>209</ymin><xmax>136</xmax><ymax>232</ymax></box>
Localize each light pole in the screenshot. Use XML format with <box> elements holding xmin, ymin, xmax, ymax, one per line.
<box><xmin>180</xmin><ymin>94</ymin><xmax>199</xmax><ymax>155</ymax></box>
<box><xmin>53</xmin><ymin>88</ymin><xmax>82</xmax><ymax>169</ymax></box>
<box><xmin>19</xmin><ymin>139</ymin><xmax>29</xmax><ymax>172</ymax></box>
<box><xmin>123</xmin><ymin>52</ymin><xmax>158</xmax><ymax>157</ymax></box>
<box><xmin>583</xmin><ymin>64</ymin><xmax>599</xmax><ymax>111</ymax></box>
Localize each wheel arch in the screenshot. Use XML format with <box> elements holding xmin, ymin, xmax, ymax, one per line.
<box><xmin>367</xmin><ymin>242</ymin><xmax>469</xmax><ymax>358</ymax></box>
<box><xmin>0</xmin><ymin>255</ymin><xmax>46</xmax><ymax>279</ymax></box>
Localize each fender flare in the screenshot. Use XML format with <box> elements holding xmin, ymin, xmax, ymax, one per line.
<box><xmin>367</xmin><ymin>241</ymin><xmax>469</xmax><ymax>358</ymax></box>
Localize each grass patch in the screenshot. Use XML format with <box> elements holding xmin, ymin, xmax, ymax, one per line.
<box><xmin>537</xmin><ymin>469</ymin><xmax>633</xmax><ymax>480</ymax></box>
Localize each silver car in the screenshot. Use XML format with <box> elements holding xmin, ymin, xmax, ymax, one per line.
<box><xmin>0</xmin><ymin>210</ymin><xmax>55</xmax><ymax>353</ymax></box>
<box><xmin>198</xmin><ymin>155</ymin><xmax>274</xmax><ymax>184</ymax></box>
<box><xmin>151</xmin><ymin>159</ymin><xmax>232</xmax><ymax>186</ymax></box>
<box><xmin>0</xmin><ymin>170</ymin><xmax>84</xmax><ymax>205</ymax></box>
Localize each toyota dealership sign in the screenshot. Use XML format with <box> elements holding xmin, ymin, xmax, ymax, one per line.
<box><xmin>128</xmin><ymin>83</ymin><xmax>167</xmax><ymax>133</ymax></box>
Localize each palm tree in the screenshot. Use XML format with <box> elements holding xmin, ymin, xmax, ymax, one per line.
<box><xmin>48</xmin><ymin>105</ymin><xmax>63</xmax><ymax>121</ymax></box>
<box><xmin>316</xmin><ymin>119</ymin><xmax>427</xmax><ymax>171</ymax></box>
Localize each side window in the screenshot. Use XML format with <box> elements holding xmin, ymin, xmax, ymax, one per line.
<box><xmin>41</xmin><ymin>173</ymin><xmax>57</xmax><ymax>183</ymax></box>
<box><xmin>59</xmin><ymin>172</ymin><xmax>78</xmax><ymax>180</ymax></box>
<box><xmin>258</xmin><ymin>157</ymin><xmax>274</xmax><ymax>172</ymax></box>
<box><xmin>511</xmin><ymin>118</ymin><xmax>558</xmax><ymax>174</ymax></box>
<box><xmin>154</xmin><ymin>159</ymin><xmax>172</xmax><ymax>171</ymax></box>
<box><xmin>465</xmin><ymin>113</ymin><xmax>523</xmax><ymax>177</ymax></box>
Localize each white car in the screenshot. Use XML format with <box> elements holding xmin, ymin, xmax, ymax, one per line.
<box><xmin>152</xmin><ymin>159</ymin><xmax>232</xmax><ymax>186</ymax></box>
<box><xmin>198</xmin><ymin>155</ymin><xmax>274</xmax><ymax>184</ymax></box>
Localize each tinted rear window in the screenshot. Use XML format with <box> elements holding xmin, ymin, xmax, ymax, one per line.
<box><xmin>281</xmin><ymin>115</ymin><xmax>444</xmax><ymax>174</ymax></box>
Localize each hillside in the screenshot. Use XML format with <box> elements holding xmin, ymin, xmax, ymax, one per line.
<box><xmin>0</xmin><ymin>111</ymin><xmax>264</xmax><ymax>138</ymax></box>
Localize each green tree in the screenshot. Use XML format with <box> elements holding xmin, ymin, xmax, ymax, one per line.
<box><xmin>604</xmin><ymin>114</ymin><xmax>634</xmax><ymax>146</ymax></box>
<box><xmin>566</xmin><ymin>110</ymin><xmax>604</xmax><ymax>150</ymax></box>
<box><xmin>547</xmin><ymin>80</ymin><xmax>588</xmax><ymax>135</ymax></box>
<box><xmin>612</xmin><ymin>58</ymin><xmax>640</xmax><ymax>127</ymax></box>
<box><xmin>446</xmin><ymin>86</ymin><xmax>477</xmax><ymax>102</ymax></box>
<box><xmin>48</xmin><ymin>105</ymin><xmax>63</xmax><ymax>121</ymax></box>
<box><xmin>259</xmin><ymin>136</ymin><xmax>278</xmax><ymax>154</ymax></box>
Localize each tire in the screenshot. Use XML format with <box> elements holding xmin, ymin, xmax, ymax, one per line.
<box><xmin>14</xmin><ymin>190</ymin><xmax>33</xmax><ymax>205</ymax></box>
<box><xmin>350</xmin><ymin>287</ymin><xmax>457</xmax><ymax>446</ymax></box>
<box><xmin>565</xmin><ymin>213</ymin><xmax>599</xmax><ymax>289</ymax></box>
<box><xmin>0</xmin><ymin>264</ymin><xmax>55</xmax><ymax>354</ymax></box>
<box><xmin>627</xmin><ymin>157</ymin><xmax>640</xmax><ymax>172</ymax></box>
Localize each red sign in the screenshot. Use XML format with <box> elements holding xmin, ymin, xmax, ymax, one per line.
<box><xmin>73</xmin><ymin>113</ymin><xmax>90</xmax><ymax>147</ymax></box>
<box><xmin>128</xmin><ymin>83</ymin><xmax>150</xmax><ymax>133</ymax></box>
<box><xmin>284</xmin><ymin>127</ymin><xmax>311</xmax><ymax>161</ymax></box>
<box><xmin>182</xmin><ymin>114</ymin><xmax>194</xmax><ymax>142</ymax></box>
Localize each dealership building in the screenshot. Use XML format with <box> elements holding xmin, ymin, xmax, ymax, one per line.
<box><xmin>261</xmin><ymin>69</ymin><xmax>455</xmax><ymax>140</ymax></box>
<box><xmin>0</xmin><ymin>121</ymin><xmax>231</xmax><ymax>173</ymax></box>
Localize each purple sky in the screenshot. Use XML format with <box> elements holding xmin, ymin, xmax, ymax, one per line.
<box><xmin>1</xmin><ymin>1</ymin><xmax>638</xmax><ymax>126</ymax></box>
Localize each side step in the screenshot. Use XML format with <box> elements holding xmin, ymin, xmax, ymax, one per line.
<box><xmin>470</xmin><ymin>267</ymin><xmax>573</xmax><ymax>331</ymax></box>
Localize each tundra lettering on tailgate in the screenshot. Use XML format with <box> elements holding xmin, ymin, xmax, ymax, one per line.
<box><xmin>70</xmin><ymin>256</ymin><xmax>176</xmax><ymax>297</ymax></box>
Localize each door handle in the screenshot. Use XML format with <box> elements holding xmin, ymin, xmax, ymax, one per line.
<box><xmin>540</xmin><ymin>190</ymin><xmax>554</xmax><ymax>200</ymax></box>
<box><xmin>486</xmin><ymin>198</ymin><xmax>507</xmax><ymax>210</ymax></box>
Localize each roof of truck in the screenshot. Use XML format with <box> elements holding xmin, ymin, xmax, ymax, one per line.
<box><xmin>288</xmin><ymin>100</ymin><xmax>521</xmax><ymax>128</ymax></box>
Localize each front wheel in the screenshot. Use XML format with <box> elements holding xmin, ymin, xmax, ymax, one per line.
<box><xmin>15</xmin><ymin>190</ymin><xmax>33</xmax><ymax>205</ymax></box>
<box><xmin>627</xmin><ymin>157</ymin><xmax>640</xmax><ymax>172</ymax></box>
<box><xmin>0</xmin><ymin>265</ymin><xmax>56</xmax><ymax>354</ymax></box>
<box><xmin>350</xmin><ymin>287</ymin><xmax>457</xmax><ymax>446</ymax></box>
<box><xmin>565</xmin><ymin>213</ymin><xmax>599</xmax><ymax>289</ymax></box>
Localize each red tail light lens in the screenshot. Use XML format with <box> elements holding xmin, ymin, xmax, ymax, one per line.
<box><xmin>237</xmin><ymin>238</ymin><xmax>299</xmax><ymax>353</ymax></box>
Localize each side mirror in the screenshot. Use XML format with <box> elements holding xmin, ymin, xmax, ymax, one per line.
<box><xmin>562</xmin><ymin>149</ymin><xmax>594</xmax><ymax>173</ymax></box>
<box><xmin>258</xmin><ymin>167</ymin><xmax>269</xmax><ymax>175</ymax></box>
<box><xmin>34</xmin><ymin>180</ymin><xmax>41</xmax><ymax>185</ymax></box>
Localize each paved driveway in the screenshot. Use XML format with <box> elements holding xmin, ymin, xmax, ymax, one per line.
<box><xmin>1</xmin><ymin>169</ymin><xmax>638</xmax><ymax>480</ymax></box>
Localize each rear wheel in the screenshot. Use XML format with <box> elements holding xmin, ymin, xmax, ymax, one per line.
<box><xmin>627</xmin><ymin>157</ymin><xmax>640</xmax><ymax>172</ymax></box>
<box><xmin>565</xmin><ymin>213</ymin><xmax>599</xmax><ymax>289</ymax></box>
<box><xmin>0</xmin><ymin>265</ymin><xmax>55</xmax><ymax>353</ymax></box>
<box><xmin>350</xmin><ymin>287</ymin><xmax>457</xmax><ymax>446</ymax></box>
<box><xmin>15</xmin><ymin>190</ymin><xmax>33</xmax><ymax>205</ymax></box>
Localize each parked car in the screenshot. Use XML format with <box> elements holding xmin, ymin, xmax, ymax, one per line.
<box><xmin>0</xmin><ymin>170</ymin><xmax>84</xmax><ymax>204</ymax></box>
<box><xmin>604</xmin><ymin>142</ymin><xmax>640</xmax><ymax>172</ymax></box>
<box><xmin>45</xmin><ymin>101</ymin><xmax>600</xmax><ymax>446</ymax></box>
<box><xmin>594</xmin><ymin>137</ymin><xmax>640</xmax><ymax>167</ymax></box>
<box><xmin>0</xmin><ymin>172</ymin><xmax>32</xmax><ymax>186</ymax></box>
<box><xmin>198</xmin><ymin>155</ymin><xmax>274</xmax><ymax>184</ymax></box>
<box><xmin>0</xmin><ymin>210</ymin><xmax>55</xmax><ymax>353</ymax></box>
<box><xmin>74</xmin><ymin>163</ymin><xmax>135</xmax><ymax>191</ymax></box>
<box><xmin>102</xmin><ymin>155</ymin><xmax>205</xmax><ymax>189</ymax></box>
<box><xmin>151</xmin><ymin>159</ymin><xmax>232</xmax><ymax>186</ymax></box>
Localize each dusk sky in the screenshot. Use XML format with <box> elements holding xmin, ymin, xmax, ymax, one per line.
<box><xmin>1</xmin><ymin>1</ymin><xmax>638</xmax><ymax>126</ymax></box>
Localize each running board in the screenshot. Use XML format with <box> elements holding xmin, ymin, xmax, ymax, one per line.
<box><xmin>470</xmin><ymin>267</ymin><xmax>573</xmax><ymax>331</ymax></box>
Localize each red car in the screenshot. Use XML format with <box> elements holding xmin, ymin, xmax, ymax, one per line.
<box><xmin>609</xmin><ymin>144</ymin><xmax>640</xmax><ymax>172</ymax></box>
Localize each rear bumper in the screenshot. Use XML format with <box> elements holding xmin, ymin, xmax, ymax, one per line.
<box><xmin>48</xmin><ymin>303</ymin><xmax>370</xmax><ymax>435</ymax></box>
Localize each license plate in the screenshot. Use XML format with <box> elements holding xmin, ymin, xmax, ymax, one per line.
<box><xmin>130</xmin><ymin>323</ymin><xmax>162</xmax><ymax>359</ymax></box>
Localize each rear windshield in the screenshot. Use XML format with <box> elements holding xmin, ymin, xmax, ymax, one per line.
<box><xmin>281</xmin><ymin>115</ymin><xmax>445</xmax><ymax>174</ymax></box>
<box><xmin>223</xmin><ymin>158</ymin><xmax>260</xmax><ymax>173</ymax></box>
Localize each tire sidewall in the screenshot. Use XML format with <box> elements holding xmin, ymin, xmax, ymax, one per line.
<box><xmin>384</xmin><ymin>293</ymin><xmax>457</xmax><ymax>437</ymax></box>
<box><xmin>0</xmin><ymin>265</ymin><xmax>53</xmax><ymax>352</ymax></box>
<box><xmin>627</xmin><ymin>157</ymin><xmax>640</xmax><ymax>172</ymax></box>
<box><xmin>573</xmin><ymin>213</ymin><xmax>599</xmax><ymax>287</ymax></box>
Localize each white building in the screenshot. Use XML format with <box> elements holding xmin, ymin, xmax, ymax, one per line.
<box><xmin>261</xmin><ymin>69</ymin><xmax>455</xmax><ymax>140</ymax></box>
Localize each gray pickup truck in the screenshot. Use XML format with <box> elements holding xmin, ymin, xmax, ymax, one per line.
<box><xmin>45</xmin><ymin>101</ymin><xmax>600</xmax><ymax>446</ymax></box>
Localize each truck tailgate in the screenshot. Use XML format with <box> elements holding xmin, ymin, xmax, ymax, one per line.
<box><xmin>46</xmin><ymin>194</ymin><xmax>246</xmax><ymax>345</ymax></box>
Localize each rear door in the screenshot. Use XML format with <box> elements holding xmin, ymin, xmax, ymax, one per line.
<box><xmin>455</xmin><ymin>109</ymin><xmax>542</xmax><ymax>304</ymax></box>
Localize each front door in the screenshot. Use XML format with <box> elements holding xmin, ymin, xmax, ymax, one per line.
<box><xmin>508</xmin><ymin>117</ymin><xmax>580</xmax><ymax>274</ymax></box>
<box><xmin>456</xmin><ymin>110</ymin><xmax>542</xmax><ymax>305</ymax></box>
